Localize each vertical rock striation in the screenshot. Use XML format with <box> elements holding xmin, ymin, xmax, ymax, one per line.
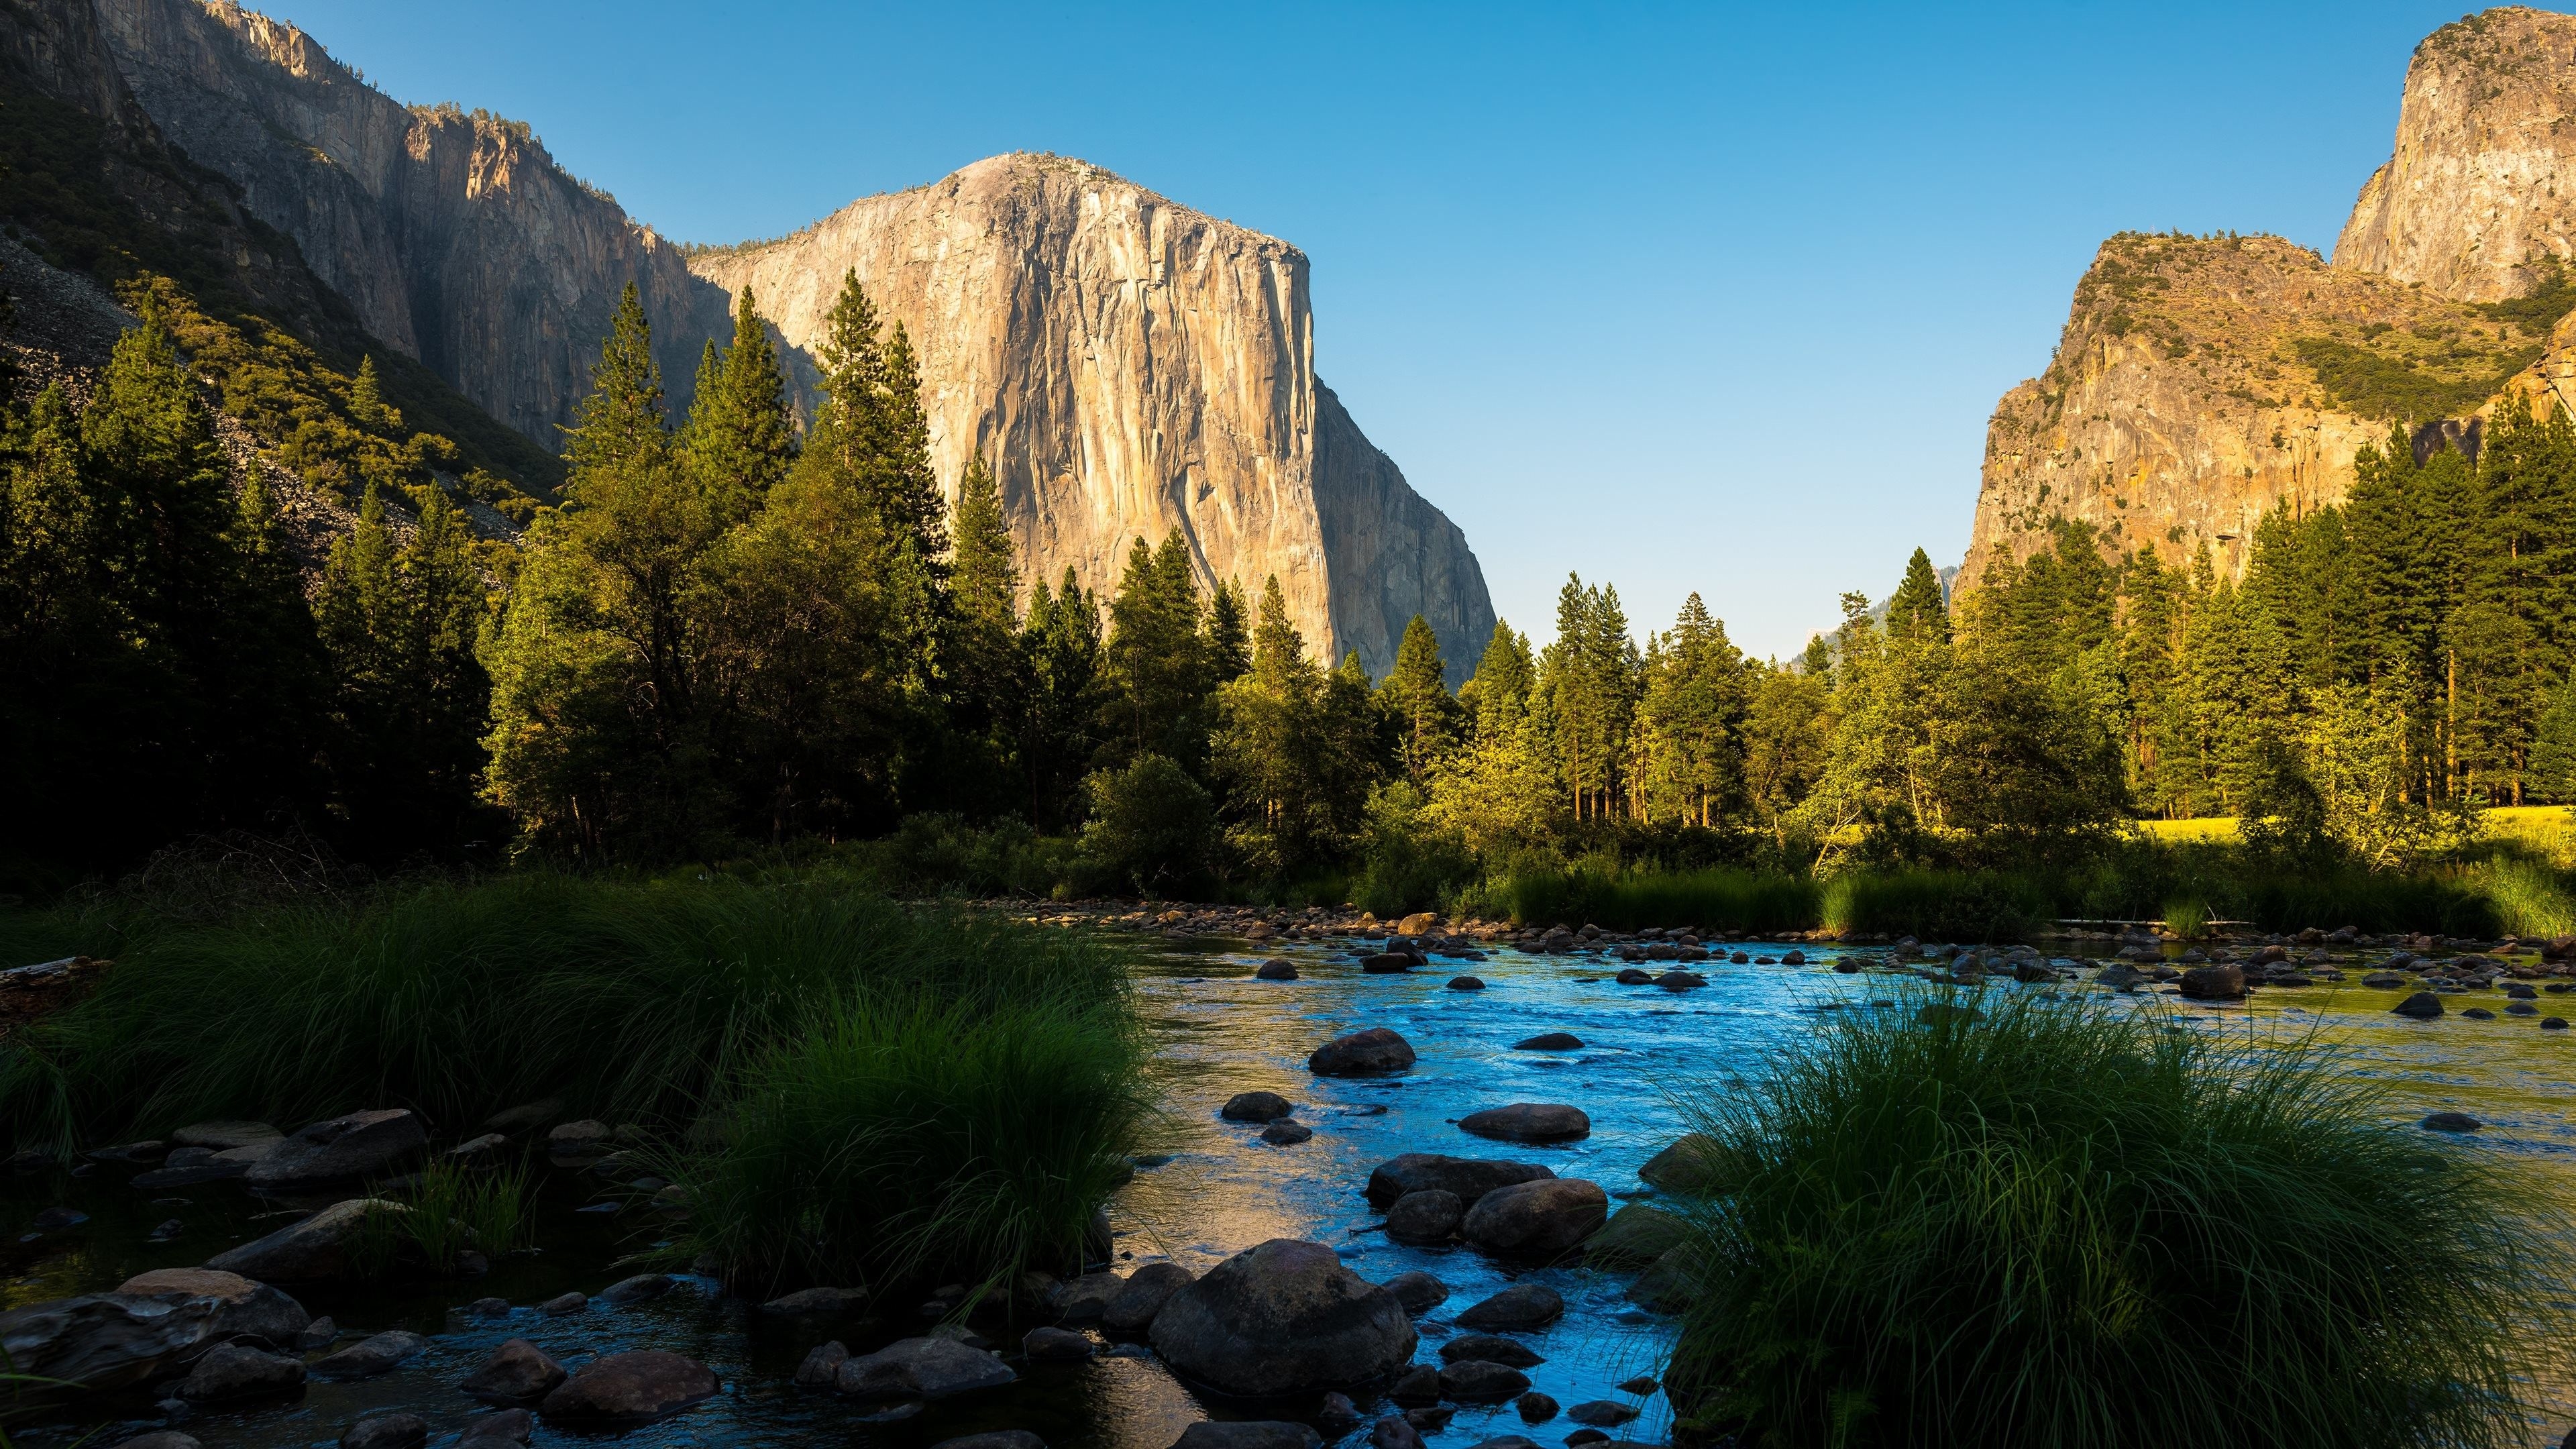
<box><xmin>686</xmin><ymin>154</ymin><xmax>1491</xmax><ymax>675</ymax></box>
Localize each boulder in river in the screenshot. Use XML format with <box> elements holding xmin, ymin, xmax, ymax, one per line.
<box><xmin>1566</xmin><ymin>1402</ymin><xmax>1640</xmax><ymax>1428</ymax></box>
<box><xmin>1454</xmin><ymin>1284</ymin><xmax>1564</xmax><ymax>1330</ymax></box>
<box><xmin>310</xmin><ymin>1329</ymin><xmax>424</xmax><ymax>1379</ymax></box>
<box><xmin>111</xmin><ymin>1435</ymin><xmax>203</xmax><ymax>1449</ymax></box>
<box><xmin>2422</xmin><ymin>1111</ymin><xmax>2484</xmax><ymax>1132</ymax></box>
<box><xmin>2179</xmin><ymin>964</ymin><xmax>2246</xmax><ymax>1000</ymax></box>
<box><xmin>1023</xmin><ymin>1326</ymin><xmax>1093</xmax><ymax>1362</ymax></box>
<box><xmin>539</xmin><ymin>1350</ymin><xmax>720</xmax><ymax>1424</ymax></box>
<box><xmin>1173</xmin><ymin>1424</ymin><xmax>1323</xmax><ymax>1449</ymax></box>
<box><xmin>461</xmin><ymin>1338</ymin><xmax>567</xmax><ymax>1403</ymax></box>
<box><xmin>177</xmin><ymin>1343</ymin><xmax>305</xmax><ymax>1403</ymax></box>
<box><xmin>1446</xmin><ymin>976</ymin><xmax>1486</xmax><ymax>991</ymax></box>
<box><xmin>1439</xmin><ymin>1334</ymin><xmax>1542</xmax><ymax>1368</ymax></box>
<box><xmin>0</xmin><ymin>1292</ymin><xmax>223</xmax><ymax>1391</ymax></box>
<box><xmin>244</xmin><ymin>1110</ymin><xmax>425</xmax><ymax>1190</ymax></box>
<box><xmin>1148</xmin><ymin>1238</ymin><xmax>1417</xmax><ymax>1396</ymax></box>
<box><xmin>339</xmin><ymin>1413</ymin><xmax>427</xmax><ymax>1449</ymax></box>
<box><xmin>1380</xmin><ymin>1271</ymin><xmax>1449</xmax><ymax>1315</ymax></box>
<box><xmin>1371</xmin><ymin>1417</ymin><xmax>1424</xmax><ymax>1449</ymax></box>
<box><xmin>1511</xmin><ymin>1033</ymin><xmax>1582</xmax><ymax>1051</ymax></box>
<box><xmin>1364</xmin><ymin>1154</ymin><xmax>1554</xmax><ymax>1209</ymax></box>
<box><xmin>1440</xmin><ymin>1360</ymin><xmax>1532</xmax><ymax>1401</ymax></box>
<box><xmin>1309</xmin><ymin>1028</ymin><xmax>1416</xmax><ymax>1076</ymax></box>
<box><xmin>761</xmin><ymin>1286</ymin><xmax>868</xmax><ymax>1316</ymax></box>
<box><xmin>1636</xmin><ymin>1134</ymin><xmax>1722</xmax><ymax>1195</ymax></box>
<box><xmin>2393</xmin><ymin>992</ymin><xmax>2445</xmax><ymax>1019</ymax></box>
<box><xmin>596</xmin><ymin>1273</ymin><xmax>673</xmax><ymax>1305</ymax></box>
<box><xmin>1385</xmin><ymin>1189</ymin><xmax>1464</xmax><ymax>1244</ymax></box>
<box><xmin>1516</xmin><ymin>1391</ymin><xmax>1559</xmax><ymax>1422</ymax></box>
<box><xmin>1051</xmin><ymin>1271</ymin><xmax>1123</xmax><ymax>1323</ymax></box>
<box><xmin>1586</xmin><ymin>1203</ymin><xmax>1686</xmax><ymax>1269</ymax></box>
<box><xmin>205</xmin><ymin>1199</ymin><xmax>403</xmax><ymax>1283</ymax></box>
<box><xmin>835</xmin><ymin>1337</ymin><xmax>1015</xmax><ymax>1397</ymax></box>
<box><xmin>116</xmin><ymin>1267</ymin><xmax>309</xmax><ymax>1343</ymax></box>
<box><xmin>1462</xmin><ymin>1178</ymin><xmax>1609</xmax><ymax>1258</ymax></box>
<box><xmin>1102</xmin><ymin>1263</ymin><xmax>1195</xmax><ymax>1331</ymax></box>
<box><xmin>1262</xmin><ymin>1121</ymin><xmax>1314</xmax><ymax>1145</ymax></box>
<box><xmin>457</xmin><ymin>1409</ymin><xmax>534</xmax><ymax>1443</ymax></box>
<box><xmin>794</xmin><ymin>1341</ymin><xmax>849</xmax><ymax>1389</ymax></box>
<box><xmin>1458</xmin><ymin>1104</ymin><xmax>1591</xmax><ymax>1144</ymax></box>
<box><xmin>1222</xmin><ymin>1091</ymin><xmax>1294</xmax><ymax>1123</ymax></box>
<box><xmin>937</xmin><ymin>1435</ymin><xmax>1048</xmax><ymax>1449</ymax></box>
<box><xmin>1361</xmin><ymin>954</ymin><xmax>1417</xmax><ymax>974</ymax></box>
<box><xmin>1255</xmin><ymin>960</ymin><xmax>1299</xmax><ymax>981</ymax></box>
<box><xmin>1613</xmin><ymin>969</ymin><xmax>1654</xmax><ymax>985</ymax></box>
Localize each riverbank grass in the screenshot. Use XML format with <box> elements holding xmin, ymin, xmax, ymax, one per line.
<box><xmin>1661</xmin><ymin>988</ymin><xmax>2571</xmax><ymax>1449</ymax></box>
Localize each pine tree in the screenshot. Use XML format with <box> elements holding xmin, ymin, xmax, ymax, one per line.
<box><xmin>680</xmin><ymin>288</ymin><xmax>796</xmax><ymax>527</ymax></box>
<box><xmin>1019</xmin><ymin>566</ymin><xmax>1108</xmax><ymax>829</ymax></box>
<box><xmin>1886</xmin><ymin>547</ymin><xmax>1949</xmax><ymax>642</ymax></box>
<box><xmin>1378</xmin><ymin>614</ymin><xmax>1460</xmax><ymax>784</ymax></box>
<box><xmin>349</xmin><ymin>354</ymin><xmax>392</xmax><ymax>430</ymax></box>
<box><xmin>563</xmin><ymin>283</ymin><xmax>666</xmax><ymax>488</ymax></box>
<box><xmin>1104</xmin><ymin>535</ymin><xmax>1215</xmax><ymax>774</ymax></box>
<box><xmin>1638</xmin><ymin>593</ymin><xmax>1746</xmax><ymax>825</ymax></box>
<box><xmin>1205</xmin><ymin>578</ymin><xmax>1252</xmax><ymax>683</ymax></box>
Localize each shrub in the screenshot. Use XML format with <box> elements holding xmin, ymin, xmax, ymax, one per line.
<box><xmin>1079</xmin><ymin>755</ymin><xmax>1217</xmax><ymax>897</ymax></box>
<box><xmin>1662</xmin><ymin>988</ymin><xmax>2571</xmax><ymax>1449</ymax></box>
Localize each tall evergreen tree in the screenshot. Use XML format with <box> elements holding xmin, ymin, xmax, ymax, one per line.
<box><xmin>1886</xmin><ymin>546</ymin><xmax>1949</xmax><ymax>641</ymax></box>
<box><xmin>1378</xmin><ymin>614</ymin><xmax>1460</xmax><ymax>784</ymax></box>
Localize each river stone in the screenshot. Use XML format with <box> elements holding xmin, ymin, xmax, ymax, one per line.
<box><xmin>1563</xmin><ymin>1434</ymin><xmax>1608</xmax><ymax>1448</ymax></box>
<box><xmin>936</xmin><ymin>1434</ymin><xmax>1048</xmax><ymax>1449</ymax></box>
<box><xmin>835</xmin><ymin>1336</ymin><xmax>1016</xmax><ymax>1398</ymax></box>
<box><xmin>793</xmin><ymin>1341</ymin><xmax>848</xmax><ymax>1389</ymax></box>
<box><xmin>1447</xmin><ymin>976</ymin><xmax>1486</xmax><ymax>991</ymax></box>
<box><xmin>0</xmin><ymin>1292</ymin><xmax>224</xmax><ymax>1390</ymax></box>
<box><xmin>1320</xmin><ymin>1391</ymin><xmax>1364</xmax><ymax>1428</ymax></box>
<box><xmin>298</xmin><ymin>1316</ymin><xmax>337</xmax><ymax>1349</ymax></box>
<box><xmin>1255</xmin><ymin>960</ymin><xmax>1299</xmax><ymax>981</ymax></box>
<box><xmin>1440</xmin><ymin>1334</ymin><xmax>1543</xmax><ymax>1368</ymax></box>
<box><xmin>1024</xmin><ymin>1326</ymin><xmax>1093</xmax><ymax>1362</ymax></box>
<box><xmin>1391</xmin><ymin>1364</ymin><xmax>1442</xmax><ymax>1405</ymax></box>
<box><xmin>110</xmin><ymin>1436</ymin><xmax>201</xmax><ymax>1449</ymax></box>
<box><xmin>1172</xmin><ymin>1424</ymin><xmax>1324</xmax><ymax>1449</ymax></box>
<box><xmin>1635</xmin><ymin>1134</ymin><xmax>1722</xmax><ymax>1196</ymax></box>
<box><xmin>1371</xmin><ymin>1417</ymin><xmax>1424</xmax><ymax>1449</ymax></box>
<box><xmin>1103</xmin><ymin>1262</ymin><xmax>1195</xmax><ymax>1331</ymax></box>
<box><xmin>1262</xmin><ymin>1121</ymin><xmax>1314</xmax><ymax>1145</ymax></box>
<box><xmin>1512</xmin><ymin>1033</ymin><xmax>1583</xmax><ymax>1051</ymax></box>
<box><xmin>1617</xmin><ymin>1376</ymin><xmax>1658</xmax><ymax>1394</ymax></box>
<box><xmin>1222</xmin><ymin>1091</ymin><xmax>1294</xmax><ymax>1123</ymax></box>
<box><xmin>1364</xmin><ymin>1154</ymin><xmax>1554</xmax><ymax>1209</ymax></box>
<box><xmin>1613</xmin><ymin>968</ymin><xmax>1653</xmax><ymax>985</ymax></box>
<box><xmin>461</xmin><ymin>1338</ymin><xmax>567</xmax><ymax>1403</ymax></box>
<box><xmin>1566</xmin><ymin>1402</ymin><xmax>1640</xmax><ymax>1427</ymax></box>
<box><xmin>458</xmin><ymin>1409</ymin><xmax>533</xmax><ymax>1443</ymax></box>
<box><xmin>1459</xmin><ymin>1104</ymin><xmax>1591</xmax><ymax>1144</ymax></box>
<box><xmin>448</xmin><ymin>1133</ymin><xmax>507</xmax><ymax>1159</ymax></box>
<box><xmin>597</xmin><ymin>1273</ymin><xmax>674</xmax><ymax>1305</ymax></box>
<box><xmin>1463</xmin><ymin>1179</ymin><xmax>1609</xmax><ymax>1258</ymax></box>
<box><xmin>1440</xmin><ymin>1360</ymin><xmax>1532</xmax><ymax>1401</ymax></box>
<box><xmin>2422</xmin><ymin>1111</ymin><xmax>2485</xmax><ymax>1132</ymax></box>
<box><xmin>117</xmin><ymin>1267</ymin><xmax>310</xmax><ymax>1342</ymax></box>
<box><xmin>539</xmin><ymin>1350</ymin><xmax>720</xmax><ymax>1424</ymax></box>
<box><xmin>1148</xmin><ymin>1238</ymin><xmax>1417</xmax><ymax>1396</ymax></box>
<box><xmin>2179</xmin><ymin>964</ymin><xmax>2246</xmax><ymax>1000</ymax></box>
<box><xmin>1656</xmin><ymin>971</ymin><xmax>1707</xmax><ymax>989</ymax></box>
<box><xmin>244</xmin><ymin>1110</ymin><xmax>425</xmax><ymax>1189</ymax></box>
<box><xmin>1309</xmin><ymin>1028</ymin><xmax>1416</xmax><ymax>1076</ymax></box>
<box><xmin>1381</xmin><ymin>1271</ymin><xmax>1449</xmax><ymax>1314</ymax></box>
<box><xmin>130</xmin><ymin>1160</ymin><xmax>250</xmax><ymax>1189</ymax></box>
<box><xmin>339</xmin><ymin>1413</ymin><xmax>427</xmax><ymax>1449</ymax></box>
<box><xmin>1454</xmin><ymin>1284</ymin><xmax>1564</xmax><ymax>1330</ymax></box>
<box><xmin>312</xmin><ymin>1329</ymin><xmax>425</xmax><ymax>1379</ymax></box>
<box><xmin>1386</xmin><ymin>1189</ymin><xmax>1464</xmax><ymax>1244</ymax></box>
<box><xmin>1516</xmin><ymin>1391</ymin><xmax>1559</xmax><ymax>1422</ymax></box>
<box><xmin>763</xmin><ymin>1286</ymin><xmax>868</xmax><ymax>1316</ymax></box>
<box><xmin>1464</xmin><ymin>1437</ymin><xmax>1540</xmax><ymax>1449</ymax></box>
<box><xmin>1052</xmin><ymin>1271</ymin><xmax>1124</xmax><ymax>1323</ymax></box>
<box><xmin>2393</xmin><ymin>992</ymin><xmax>2445</xmax><ymax>1019</ymax></box>
<box><xmin>177</xmin><ymin>1342</ymin><xmax>305</xmax><ymax>1402</ymax></box>
<box><xmin>205</xmin><ymin>1199</ymin><xmax>403</xmax><ymax>1283</ymax></box>
<box><xmin>1588</xmin><ymin>1203</ymin><xmax>1687</xmax><ymax>1269</ymax></box>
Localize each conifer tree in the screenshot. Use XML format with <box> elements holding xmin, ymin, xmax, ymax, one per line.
<box><xmin>564</xmin><ymin>283</ymin><xmax>666</xmax><ymax>488</ymax></box>
<box><xmin>681</xmin><ymin>289</ymin><xmax>796</xmax><ymax>528</ymax></box>
<box><xmin>350</xmin><ymin>354</ymin><xmax>390</xmax><ymax>429</ymax></box>
<box><xmin>1886</xmin><ymin>546</ymin><xmax>1949</xmax><ymax>641</ymax></box>
<box><xmin>1018</xmin><ymin>566</ymin><xmax>1108</xmax><ymax>829</ymax></box>
<box><xmin>1206</xmin><ymin>578</ymin><xmax>1252</xmax><ymax>683</ymax></box>
<box><xmin>1379</xmin><ymin>614</ymin><xmax>1460</xmax><ymax>784</ymax></box>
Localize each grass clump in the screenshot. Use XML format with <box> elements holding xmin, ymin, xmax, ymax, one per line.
<box><xmin>2160</xmin><ymin>897</ymin><xmax>2208</xmax><ymax>939</ymax></box>
<box><xmin>1661</xmin><ymin>988</ymin><xmax>2570</xmax><ymax>1449</ymax></box>
<box><xmin>1499</xmin><ymin>867</ymin><xmax>1820</xmax><ymax>934</ymax></box>
<box><xmin>352</xmin><ymin>1159</ymin><xmax>532</xmax><ymax>1278</ymax></box>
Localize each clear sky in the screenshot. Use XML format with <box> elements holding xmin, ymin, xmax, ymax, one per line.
<box><xmin>274</xmin><ymin>0</ymin><xmax>2500</xmax><ymax>660</ymax></box>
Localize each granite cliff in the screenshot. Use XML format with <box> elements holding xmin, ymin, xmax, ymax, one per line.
<box><xmin>1965</xmin><ymin>6</ymin><xmax>2576</xmax><ymax>588</ymax></box>
<box><xmin>91</xmin><ymin>1</ymin><xmax>1492</xmax><ymax>675</ymax></box>
<box><xmin>687</xmin><ymin>156</ymin><xmax>1493</xmax><ymax>676</ymax></box>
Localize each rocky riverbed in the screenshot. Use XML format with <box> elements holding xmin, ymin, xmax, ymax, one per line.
<box><xmin>6</xmin><ymin>918</ymin><xmax>2576</xmax><ymax>1449</ymax></box>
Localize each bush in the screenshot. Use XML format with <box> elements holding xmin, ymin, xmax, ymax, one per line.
<box><xmin>1079</xmin><ymin>755</ymin><xmax>1217</xmax><ymax>896</ymax></box>
<box><xmin>1662</xmin><ymin>988</ymin><xmax>2570</xmax><ymax>1448</ymax></box>
<box><xmin>1821</xmin><ymin>869</ymin><xmax>2046</xmax><ymax>942</ymax></box>
<box><xmin>1499</xmin><ymin>867</ymin><xmax>1819</xmax><ymax>934</ymax></box>
<box><xmin>1352</xmin><ymin>784</ymin><xmax>1479</xmax><ymax>918</ymax></box>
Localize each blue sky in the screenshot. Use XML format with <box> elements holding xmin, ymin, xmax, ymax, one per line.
<box><xmin>280</xmin><ymin>0</ymin><xmax>2496</xmax><ymax>660</ymax></box>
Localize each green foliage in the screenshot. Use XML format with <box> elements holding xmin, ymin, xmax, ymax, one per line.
<box><xmin>1212</xmin><ymin>577</ymin><xmax>1385</xmax><ymax>875</ymax></box>
<box><xmin>2160</xmin><ymin>897</ymin><xmax>2209</xmax><ymax>939</ymax></box>
<box><xmin>1351</xmin><ymin>782</ymin><xmax>1479</xmax><ymax>918</ymax></box>
<box><xmin>2290</xmin><ymin>334</ymin><xmax>2534</xmax><ymax>425</ymax></box>
<box><xmin>1663</xmin><ymin>989</ymin><xmax>2571</xmax><ymax>1449</ymax></box>
<box><xmin>1501</xmin><ymin>867</ymin><xmax>1821</xmax><ymax>935</ymax></box>
<box><xmin>354</xmin><ymin>1158</ymin><xmax>533</xmax><ymax>1277</ymax></box>
<box><xmin>1080</xmin><ymin>755</ymin><xmax>1217</xmax><ymax>896</ymax></box>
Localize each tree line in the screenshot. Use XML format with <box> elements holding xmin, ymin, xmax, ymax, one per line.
<box><xmin>11</xmin><ymin>275</ymin><xmax>2575</xmax><ymax>895</ymax></box>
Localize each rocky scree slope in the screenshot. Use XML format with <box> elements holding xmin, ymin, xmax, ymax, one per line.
<box><xmin>1964</xmin><ymin>5</ymin><xmax>2576</xmax><ymax>588</ymax></box>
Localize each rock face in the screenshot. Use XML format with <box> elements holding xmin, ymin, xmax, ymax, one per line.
<box><xmin>2334</xmin><ymin>9</ymin><xmax>2576</xmax><ymax>302</ymax></box>
<box><xmin>90</xmin><ymin>5</ymin><xmax>1495</xmax><ymax>675</ymax></box>
<box><xmin>1964</xmin><ymin>8</ymin><xmax>2576</xmax><ymax>590</ymax></box>
<box><xmin>1148</xmin><ymin>1238</ymin><xmax>1417</xmax><ymax>1396</ymax></box>
<box><xmin>205</xmin><ymin>1197</ymin><xmax>403</xmax><ymax>1282</ymax></box>
<box><xmin>687</xmin><ymin>154</ymin><xmax>1494</xmax><ymax>678</ymax></box>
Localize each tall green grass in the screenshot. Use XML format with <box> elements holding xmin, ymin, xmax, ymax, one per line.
<box><xmin>0</xmin><ymin>871</ymin><xmax>1150</xmax><ymax>1296</ymax></box>
<box><xmin>1497</xmin><ymin>868</ymin><xmax>1821</xmax><ymax>934</ymax></box>
<box><xmin>1660</xmin><ymin>988</ymin><xmax>2571</xmax><ymax>1449</ymax></box>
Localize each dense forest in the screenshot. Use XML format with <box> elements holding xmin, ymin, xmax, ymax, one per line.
<box><xmin>11</xmin><ymin>274</ymin><xmax>2576</xmax><ymax>905</ymax></box>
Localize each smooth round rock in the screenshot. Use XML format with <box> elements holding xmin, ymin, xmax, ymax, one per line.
<box><xmin>1440</xmin><ymin>1334</ymin><xmax>1542</xmax><ymax>1368</ymax></box>
<box><xmin>311</xmin><ymin>1330</ymin><xmax>424</xmax><ymax>1379</ymax></box>
<box><xmin>1446</xmin><ymin>976</ymin><xmax>1485</xmax><ymax>991</ymax></box>
<box><xmin>1440</xmin><ymin>1360</ymin><xmax>1532</xmax><ymax>1402</ymax></box>
<box><xmin>176</xmin><ymin>1344</ymin><xmax>304</xmax><ymax>1402</ymax></box>
<box><xmin>1260</xmin><ymin>1121</ymin><xmax>1314</xmax><ymax>1145</ymax></box>
<box><xmin>1364</xmin><ymin>1154</ymin><xmax>1553</xmax><ymax>1208</ymax></box>
<box><xmin>1566</xmin><ymin>1401</ymin><xmax>1640</xmax><ymax>1427</ymax></box>
<box><xmin>1222</xmin><ymin>1091</ymin><xmax>1294</xmax><ymax>1123</ymax></box>
<box><xmin>460</xmin><ymin>1338</ymin><xmax>566</xmax><ymax>1403</ymax></box>
<box><xmin>1103</xmin><ymin>1263</ymin><xmax>1195</xmax><ymax>1332</ymax></box>
<box><xmin>2421</xmin><ymin>1111</ymin><xmax>2484</xmax><ymax>1132</ymax></box>
<box><xmin>1147</xmin><ymin>1238</ymin><xmax>1417</xmax><ymax>1397</ymax></box>
<box><xmin>1511</xmin><ymin>1033</ymin><xmax>1582</xmax><ymax>1051</ymax></box>
<box><xmin>1309</xmin><ymin>1028</ymin><xmax>1416</xmax><ymax>1076</ymax></box>
<box><xmin>1462</xmin><ymin>1178</ymin><xmax>1609</xmax><ymax>1258</ymax></box>
<box><xmin>934</xmin><ymin>1434</ymin><xmax>1046</xmax><ymax>1449</ymax></box>
<box><xmin>245</xmin><ymin>1110</ymin><xmax>424</xmax><ymax>1190</ymax></box>
<box><xmin>1516</xmin><ymin>1391</ymin><xmax>1559</xmax><ymax>1422</ymax></box>
<box><xmin>834</xmin><ymin>1337</ymin><xmax>1016</xmax><ymax>1398</ymax></box>
<box><xmin>1454</xmin><ymin>1283</ymin><xmax>1564</xmax><ymax>1330</ymax></box>
<box><xmin>1024</xmin><ymin>1326</ymin><xmax>1093</xmax><ymax>1362</ymax></box>
<box><xmin>2392</xmin><ymin>992</ymin><xmax>2445</xmax><ymax>1019</ymax></box>
<box><xmin>457</xmin><ymin>1409</ymin><xmax>533</xmax><ymax>1444</ymax></box>
<box><xmin>1385</xmin><ymin>1189</ymin><xmax>1464</xmax><ymax>1245</ymax></box>
<box><xmin>117</xmin><ymin>1267</ymin><xmax>309</xmax><ymax>1343</ymax></box>
<box><xmin>540</xmin><ymin>1350</ymin><xmax>720</xmax><ymax>1424</ymax></box>
<box><xmin>339</xmin><ymin>1413</ymin><xmax>427</xmax><ymax>1449</ymax></box>
<box><xmin>1458</xmin><ymin>1104</ymin><xmax>1591</xmax><ymax>1144</ymax></box>
<box><xmin>1255</xmin><ymin>960</ymin><xmax>1299</xmax><ymax>981</ymax></box>
<box><xmin>1173</xmin><ymin>1424</ymin><xmax>1324</xmax><ymax>1449</ymax></box>
<box><xmin>1380</xmin><ymin>1270</ymin><xmax>1449</xmax><ymax>1315</ymax></box>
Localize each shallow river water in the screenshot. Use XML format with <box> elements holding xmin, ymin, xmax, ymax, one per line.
<box><xmin>8</xmin><ymin>932</ymin><xmax>2576</xmax><ymax>1448</ymax></box>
